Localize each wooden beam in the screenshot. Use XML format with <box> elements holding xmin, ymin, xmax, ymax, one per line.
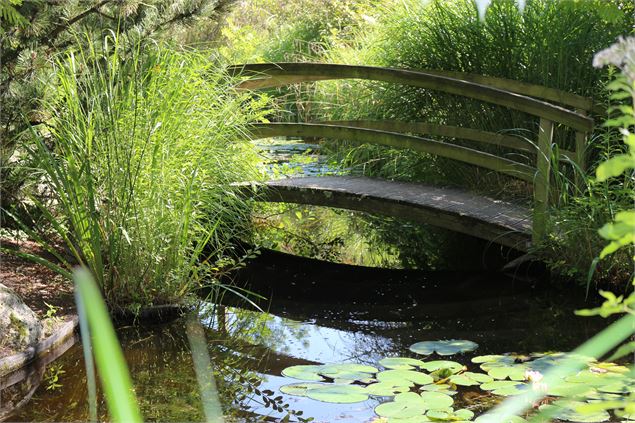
<box><xmin>235</xmin><ymin>177</ymin><xmax>532</xmax><ymax>251</ymax></box>
<box><xmin>248</xmin><ymin>123</ymin><xmax>537</xmax><ymax>182</ymax></box>
<box><xmin>321</xmin><ymin>120</ymin><xmax>535</xmax><ymax>153</ymax></box>
<box><xmin>533</xmin><ymin>118</ymin><xmax>554</xmax><ymax>243</ymax></box>
<box><xmin>228</xmin><ymin>63</ymin><xmax>594</xmax><ymax>133</ymax></box>
<box><xmin>420</xmin><ymin>69</ymin><xmax>597</xmax><ymax>113</ymax></box>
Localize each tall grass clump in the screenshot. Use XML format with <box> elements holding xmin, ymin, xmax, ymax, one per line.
<box><xmin>8</xmin><ymin>35</ymin><xmax>265</xmax><ymax>308</ymax></box>
<box><xmin>312</xmin><ymin>0</ymin><xmax>630</xmax><ymax>189</ymax></box>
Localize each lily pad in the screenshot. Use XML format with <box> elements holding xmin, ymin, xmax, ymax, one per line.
<box><xmin>281</xmin><ymin>364</ymin><xmax>325</xmax><ymax>381</ymax></box>
<box><xmin>305</xmin><ymin>384</ymin><xmax>369</xmax><ymax>403</ymax></box>
<box><xmin>419</xmin><ymin>391</ymin><xmax>454</xmax><ymax>410</ymax></box>
<box><xmin>279</xmin><ymin>382</ymin><xmax>327</xmax><ymax>396</ymax></box>
<box><xmin>319</xmin><ymin>363</ymin><xmax>378</xmax><ymax>383</ymax></box>
<box><xmin>539</xmin><ymin>401</ymin><xmax>610</xmax><ymax>422</ymax></box>
<box><xmin>450</xmin><ymin>371</ymin><xmax>494</xmax><ymax>386</ymax></box>
<box><xmin>377</xmin><ymin>369</ymin><xmax>434</xmax><ymax>386</ymax></box>
<box><xmin>419</xmin><ymin>360</ymin><xmax>464</xmax><ymax>374</ymax></box>
<box><xmin>474</xmin><ymin>414</ymin><xmax>528</xmax><ymax>422</ymax></box>
<box><xmin>375</xmin><ymin>392</ymin><xmax>428</xmax><ymax>419</ymax></box>
<box><xmin>366</xmin><ymin>382</ymin><xmax>411</xmax><ymax>396</ymax></box>
<box><xmin>427</xmin><ymin>408</ymin><xmax>474</xmax><ymax>421</ymax></box>
<box><xmin>380</xmin><ymin>357</ymin><xmax>427</xmax><ymax>370</ymax></box>
<box><xmin>487</xmin><ymin>365</ymin><xmax>527</xmax><ymax>381</ymax></box>
<box><xmin>480</xmin><ymin>380</ymin><xmax>527</xmax><ymax>396</ymax></box>
<box><xmin>420</xmin><ymin>384</ymin><xmax>457</xmax><ymax>396</ymax></box>
<box><xmin>410</xmin><ymin>340</ymin><xmax>478</xmax><ymax>356</ymax></box>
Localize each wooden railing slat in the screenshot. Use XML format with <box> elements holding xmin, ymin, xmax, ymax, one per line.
<box><xmin>248</xmin><ymin>123</ymin><xmax>536</xmax><ymax>182</ymax></box>
<box><xmin>228</xmin><ymin>63</ymin><xmax>594</xmax><ymax>133</ymax></box>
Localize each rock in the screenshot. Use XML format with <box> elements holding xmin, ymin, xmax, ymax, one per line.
<box><xmin>0</xmin><ymin>284</ymin><xmax>42</xmax><ymax>354</ymax></box>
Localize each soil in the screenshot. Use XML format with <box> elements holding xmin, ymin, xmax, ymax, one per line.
<box><xmin>0</xmin><ymin>238</ymin><xmax>75</xmax><ymax>324</ymax></box>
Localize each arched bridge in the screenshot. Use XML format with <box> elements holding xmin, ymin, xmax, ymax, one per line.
<box><xmin>228</xmin><ymin>63</ymin><xmax>595</xmax><ymax>252</ymax></box>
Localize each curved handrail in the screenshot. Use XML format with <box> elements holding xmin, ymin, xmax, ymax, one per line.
<box><xmin>419</xmin><ymin>69</ymin><xmax>599</xmax><ymax>114</ymax></box>
<box><xmin>228</xmin><ymin>63</ymin><xmax>594</xmax><ymax>133</ymax></box>
<box><xmin>321</xmin><ymin>120</ymin><xmax>535</xmax><ymax>153</ymax></box>
<box><xmin>248</xmin><ymin>123</ymin><xmax>536</xmax><ymax>182</ymax></box>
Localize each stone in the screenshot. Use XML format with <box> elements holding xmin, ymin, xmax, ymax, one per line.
<box><xmin>0</xmin><ymin>284</ymin><xmax>42</xmax><ymax>354</ymax></box>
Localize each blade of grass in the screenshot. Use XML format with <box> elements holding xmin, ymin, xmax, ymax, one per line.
<box><xmin>73</xmin><ymin>267</ymin><xmax>142</xmax><ymax>423</ymax></box>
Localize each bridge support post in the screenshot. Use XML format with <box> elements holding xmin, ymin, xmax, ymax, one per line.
<box><xmin>533</xmin><ymin>118</ymin><xmax>554</xmax><ymax>244</ymax></box>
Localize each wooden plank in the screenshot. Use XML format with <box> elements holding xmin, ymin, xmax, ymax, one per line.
<box><xmin>228</xmin><ymin>63</ymin><xmax>594</xmax><ymax>132</ymax></box>
<box><xmin>321</xmin><ymin>120</ymin><xmax>535</xmax><ymax>153</ymax></box>
<box><xmin>235</xmin><ymin>176</ymin><xmax>532</xmax><ymax>251</ymax></box>
<box><xmin>248</xmin><ymin>123</ymin><xmax>537</xmax><ymax>182</ymax></box>
<box><xmin>533</xmin><ymin>118</ymin><xmax>554</xmax><ymax>243</ymax></box>
<box><xmin>420</xmin><ymin>69</ymin><xmax>597</xmax><ymax>113</ymax></box>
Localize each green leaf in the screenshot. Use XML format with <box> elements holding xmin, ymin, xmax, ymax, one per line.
<box><xmin>596</xmin><ymin>155</ymin><xmax>634</xmax><ymax>181</ymax></box>
<box><xmin>280</xmin><ymin>383</ymin><xmax>327</xmax><ymax>396</ymax></box>
<box><xmin>377</xmin><ymin>369</ymin><xmax>434</xmax><ymax>386</ymax></box>
<box><xmin>305</xmin><ymin>384</ymin><xmax>369</xmax><ymax>403</ymax></box>
<box><xmin>379</xmin><ymin>357</ymin><xmax>427</xmax><ymax>370</ymax></box>
<box><xmin>419</xmin><ymin>391</ymin><xmax>454</xmax><ymax>410</ymax></box>
<box><xmin>419</xmin><ymin>360</ymin><xmax>465</xmax><ymax>374</ymax></box>
<box><xmin>410</xmin><ymin>340</ymin><xmax>478</xmax><ymax>356</ymax></box>
<box><xmin>449</xmin><ymin>371</ymin><xmax>494</xmax><ymax>386</ymax></box>
<box><xmin>73</xmin><ymin>268</ymin><xmax>142</xmax><ymax>423</ymax></box>
<box><xmin>281</xmin><ymin>365</ymin><xmax>325</xmax><ymax>381</ymax></box>
<box><xmin>375</xmin><ymin>392</ymin><xmax>428</xmax><ymax>419</ymax></box>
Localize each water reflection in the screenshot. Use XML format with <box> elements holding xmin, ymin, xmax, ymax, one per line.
<box><xmin>4</xmin><ymin>275</ymin><xmax>610</xmax><ymax>422</ymax></box>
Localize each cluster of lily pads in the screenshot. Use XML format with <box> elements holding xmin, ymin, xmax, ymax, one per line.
<box><xmin>277</xmin><ymin>339</ymin><xmax>635</xmax><ymax>422</ymax></box>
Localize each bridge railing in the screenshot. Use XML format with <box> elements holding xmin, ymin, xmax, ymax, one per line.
<box><xmin>227</xmin><ymin>63</ymin><xmax>595</xmax><ymax>244</ymax></box>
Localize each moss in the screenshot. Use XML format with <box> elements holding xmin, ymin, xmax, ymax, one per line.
<box><xmin>9</xmin><ymin>312</ymin><xmax>29</xmax><ymax>341</ymax></box>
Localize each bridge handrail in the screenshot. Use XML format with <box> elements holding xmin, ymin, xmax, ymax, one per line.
<box><xmin>248</xmin><ymin>123</ymin><xmax>536</xmax><ymax>182</ymax></box>
<box><xmin>227</xmin><ymin>63</ymin><xmax>594</xmax><ymax>133</ymax></box>
<box><xmin>418</xmin><ymin>69</ymin><xmax>600</xmax><ymax>114</ymax></box>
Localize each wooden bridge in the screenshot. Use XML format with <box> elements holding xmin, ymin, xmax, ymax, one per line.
<box><xmin>228</xmin><ymin>63</ymin><xmax>595</xmax><ymax>252</ymax></box>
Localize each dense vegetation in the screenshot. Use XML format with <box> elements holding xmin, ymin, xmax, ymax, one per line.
<box><xmin>1</xmin><ymin>0</ymin><xmax>633</xmax><ymax>299</ymax></box>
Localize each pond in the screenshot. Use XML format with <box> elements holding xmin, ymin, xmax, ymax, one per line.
<box><xmin>4</xmin><ymin>252</ymin><xmax>615</xmax><ymax>422</ymax></box>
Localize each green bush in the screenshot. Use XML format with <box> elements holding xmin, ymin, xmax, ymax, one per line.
<box><xmin>7</xmin><ymin>36</ymin><xmax>266</xmax><ymax>308</ymax></box>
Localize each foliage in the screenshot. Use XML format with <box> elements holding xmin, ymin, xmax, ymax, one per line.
<box><xmin>481</xmin><ymin>34</ymin><xmax>635</xmax><ymax>423</ymax></box>
<box><xmin>0</xmin><ymin>0</ymin><xmax>236</xmax><ymax>228</ymax></box>
<box><xmin>73</xmin><ymin>267</ymin><xmax>142</xmax><ymax>423</ymax></box>
<box><xmin>3</xmin><ymin>36</ymin><xmax>265</xmax><ymax>307</ymax></box>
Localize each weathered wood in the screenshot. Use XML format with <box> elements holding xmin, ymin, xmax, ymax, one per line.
<box><xmin>420</xmin><ymin>69</ymin><xmax>598</xmax><ymax>113</ymax></box>
<box><xmin>236</xmin><ymin>176</ymin><xmax>532</xmax><ymax>251</ymax></box>
<box><xmin>321</xmin><ymin>120</ymin><xmax>535</xmax><ymax>153</ymax></box>
<box><xmin>228</xmin><ymin>63</ymin><xmax>594</xmax><ymax>132</ymax></box>
<box><xmin>248</xmin><ymin>123</ymin><xmax>537</xmax><ymax>182</ymax></box>
<box><xmin>533</xmin><ymin>118</ymin><xmax>554</xmax><ymax>243</ymax></box>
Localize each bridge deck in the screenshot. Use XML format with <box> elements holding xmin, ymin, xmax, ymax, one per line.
<box><xmin>237</xmin><ymin>176</ymin><xmax>532</xmax><ymax>251</ymax></box>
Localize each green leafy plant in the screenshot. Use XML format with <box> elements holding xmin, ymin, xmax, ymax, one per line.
<box><xmin>3</xmin><ymin>34</ymin><xmax>266</xmax><ymax>308</ymax></box>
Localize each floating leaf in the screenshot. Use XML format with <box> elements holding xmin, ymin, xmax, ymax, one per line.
<box><xmin>474</xmin><ymin>414</ymin><xmax>527</xmax><ymax>422</ymax></box>
<box><xmin>420</xmin><ymin>384</ymin><xmax>457</xmax><ymax>396</ymax></box>
<box><xmin>419</xmin><ymin>360</ymin><xmax>464</xmax><ymax>374</ymax></box>
<box><xmin>305</xmin><ymin>384</ymin><xmax>369</xmax><ymax>403</ymax></box>
<box><xmin>375</xmin><ymin>392</ymin><xmax>427</xmax><ymax>419</ymax></box>
<box><xmin>410</xmin><ymin>340</ymin><xmax>478</xmax><ymax>356</ymax></box>
<box><xmin>319</xmin><ymin>363</ymin><xmax>378</xmax><ymax>383</ymax></box>
<box><xmin>419</xmin><ymin>391</ymin><xmax>454</xmax><ymax>410</ymax></box>
<box><xmin>279</xmin><ymin>382</ymin><xmax>327</xmax><ymax>396</ymax></box>
<box><xmin>377</xmin><ymin>369</ymin><xmax>434</xmax><ymax>386</ymax></box>
<box><xmin>365</xmin><ymin>382</ymin><xmax>411</xmax><ymax>396</ymax></box>
<box><xmin>487</xmin><ymin>365</ymin><xmax>527</xmax><ymax>381</ymax></box>
<box><xmin>480</xmin><ymin>380</ymin><xmax>527</xmax><ymax>396</ymax></box>
<box><xmin>380</xmin><ymin>357</ymin><xmax>427</xmax><ymax>370</ymax></box>
<box><xmin>427</xmin><ymin>408</ymin><xmax>474</xmax><ymax>421</ymax></box>
<box><xmin>450</xmin><ymin>371</ymin><xmax>494</xmax><ymax>386</ymax></box>
<box><xmin>281</xmin><ymin>365</ymin><xmax>325</xmax><ymax>381</ymax></box>
<box><xmin>539</xmin><ymin>401</ymin><xmax>610</xmax><ymax>422</ymax></box>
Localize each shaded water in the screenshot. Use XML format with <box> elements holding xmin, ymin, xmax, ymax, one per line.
<box><xmin>4</xmin><ymin>259</ymin><xmax>609</xmax><ymax>422</ymax></box>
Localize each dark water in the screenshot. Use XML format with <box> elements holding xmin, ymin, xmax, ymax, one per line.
<box><xmin>3</xmin><ymin>257</ymin><xmax>609</xmax><ymax>422</ymax></box>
